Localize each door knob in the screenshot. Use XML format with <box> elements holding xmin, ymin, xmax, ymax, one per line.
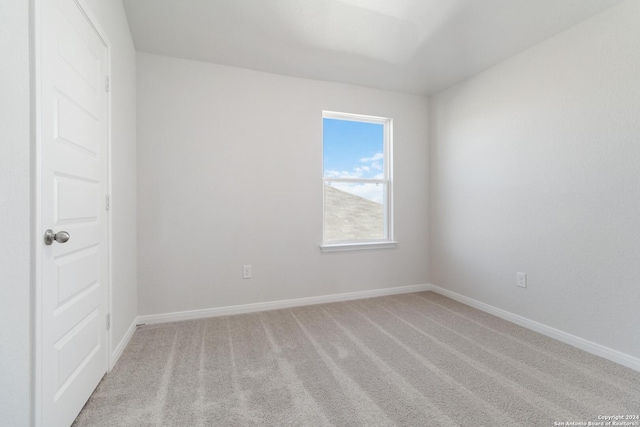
<box><xmin>44</xmin><ymin>229</ymin><xmax>70</xmax><ymax>245</ymax></box>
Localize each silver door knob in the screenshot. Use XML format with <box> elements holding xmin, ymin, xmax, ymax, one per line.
<box><xmin>44</xmin><ymin>229</ymin><xmax>70</xmax><ymax>245</ymax></box>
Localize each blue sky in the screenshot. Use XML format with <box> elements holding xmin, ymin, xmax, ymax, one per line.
<box><xmin>323</xmin><ymin>118</ymin><xmax>384</xmax><ymax>180</ymax></box>
<box><xmin>323</xmin><ymin>118</ymin><xmax>385</xmax><ymax>203</ymax></box>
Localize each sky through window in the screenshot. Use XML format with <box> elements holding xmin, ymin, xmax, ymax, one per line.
<box><xmin>323</xmin><ymin>118</ymin><xmax>385</xmax><ymax>204</ymax></box>
<box><xmin>323</xmin><ymin>118</ymin><xmax>384</xmax><ymax>180</ymax></box>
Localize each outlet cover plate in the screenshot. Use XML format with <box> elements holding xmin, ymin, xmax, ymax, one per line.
<box><xmin>243</xmin><ymin>265</ymin><xmax>252</xmax><ymax>279</ymax></box>
<box><xmin>517</xmin><ymin>272</ymin><xmax>527</xmax><ymax>288</ymax></box>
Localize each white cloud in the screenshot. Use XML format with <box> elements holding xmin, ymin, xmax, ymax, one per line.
<box><xmin>324</xmin><ymin>169</ymin><xmax>362</xmax><ymax>179</ymax></box>
<box><xmin>360</xmin><ymin>152</ymin><xmax>384</xmax><ymax>163</ymax></box>
<box><xmin>360</xmin><ymin>152</ymin><xmax>383</xmax><ymax>171</ymax></box>
<box><xmin>325</xmin><ymin>152</ymin><xmax>384</xmax><ymax>180</ymax></box>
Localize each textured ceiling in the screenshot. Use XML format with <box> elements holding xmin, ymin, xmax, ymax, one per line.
<box><xmin>122</xmin><ymin>0</ymin><xmax>623</xmax><ymax>95</ymax></box>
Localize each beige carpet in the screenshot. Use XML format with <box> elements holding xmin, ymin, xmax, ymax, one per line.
<box><xmin>73</xmin><ymin>292</ymin><xmax>640</xmax><ymax>426</ymax></box>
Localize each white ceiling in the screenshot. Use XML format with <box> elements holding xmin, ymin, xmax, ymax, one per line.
<box><xmin>123</xmin><ymin>0</ymin><xmax>623</xmax><ymax>95</ymax></box>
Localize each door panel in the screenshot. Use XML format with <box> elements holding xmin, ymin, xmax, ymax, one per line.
<box><xmin>56</xmin><ymin>249</ymin><xmax>99</xmax><ymax>304</ymax></box>
<box><xmin>39</xmin><ymin>0</ymin><xmax>109</xmax><ymax>425</ymax></box>
<box><xmin>55</xmin><ymin>96</ymin><xmax>100</xmax><ymax>155</ymax></box>
<box><xmin>54</xmin><ymin>175</ymin><xmax>100</xmax><ymax>222</ymax></box>
<box><xmin>55</xmin><ymin>309</ymin><xmax>102</xmax><ymax>390</ymax></box>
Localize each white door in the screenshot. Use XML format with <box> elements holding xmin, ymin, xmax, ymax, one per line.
<box><xmin>38</xmin><ymin>0</ymin><xmax>110</xmax><ymax>425</ymax></box>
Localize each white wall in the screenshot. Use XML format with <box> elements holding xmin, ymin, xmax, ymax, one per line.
<box><xmin>0</xmin><ymin>0</ymin><xmax>32</xmax><ymax>424</ymax></box>
<box><xmin>137</xmin><ymin>53</ymin><xmax>429</xmax><ymax>316</ymax></box>
<box><xmin>430</xmin><ymin>0</ymin><xmax>640</xmax><ymax>361</ymax></box>
<box><xmin>84</xmin><ymin>0</ymin><xmax>138</xmax><ymax>355</ymax></box>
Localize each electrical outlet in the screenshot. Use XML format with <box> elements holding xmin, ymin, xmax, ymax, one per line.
<box><xmin>242</xmin><ymin>265</ymin><xmax>252</xmax><ymax>279</ymax></box>
<box><xmin>517</xmin><ymin>272</ymin><xmax>527</xmax><ymax>288</ymax></box>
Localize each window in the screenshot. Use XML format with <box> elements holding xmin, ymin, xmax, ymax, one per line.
<box><xmin>321</xmin><ymin>111</ymin><xmax>396</xmax><ymax>252</ymax></box>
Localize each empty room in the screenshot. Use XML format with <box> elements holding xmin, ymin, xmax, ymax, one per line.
<box><xmin>2</xmin><ymin>0</ymin><xmax>640</xmax><ymax>426</ymax></box>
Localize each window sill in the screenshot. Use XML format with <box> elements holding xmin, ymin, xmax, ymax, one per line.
<box><xmin>319</xmin><ymin>241</ymin><xmax>399</xmax><ymax>253</ymax></box>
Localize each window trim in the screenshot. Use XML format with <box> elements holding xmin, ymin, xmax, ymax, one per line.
<box><xmin>320</xmin><ymin>241</ymin><xmax>399</xmax><ymax>253</ymax></box>
<box><xmin>320</xmin><ymin>111</ymin><xmax>395</xmax><ymax>251</ymax></box>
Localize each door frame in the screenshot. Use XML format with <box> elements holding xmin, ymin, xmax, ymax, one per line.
<box><xmin>33</xmin><ymin>0</ymin><xmax>113</xmax><ymax>425</ymax></box>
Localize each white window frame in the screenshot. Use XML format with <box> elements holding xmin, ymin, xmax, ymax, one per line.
<box><xmin>320</xmin><ymin>111</ymin><xmax>397</xmax><ymax>252</ymax></box>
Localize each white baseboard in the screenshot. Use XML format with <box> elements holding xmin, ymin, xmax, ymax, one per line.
<box><xmin>137</xmin><ymin>284</ymin><xmax>431</xmax><ymax>325</ymax></box>
<box><xmin>429</xmin><ymin>284</ymin><xmax>640</xmax><ymax>372</ymax></box>
<box><xmin>110</xmin><ymin>318</ymin><xmax>137</xmax><ymax>370</ymax></box>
